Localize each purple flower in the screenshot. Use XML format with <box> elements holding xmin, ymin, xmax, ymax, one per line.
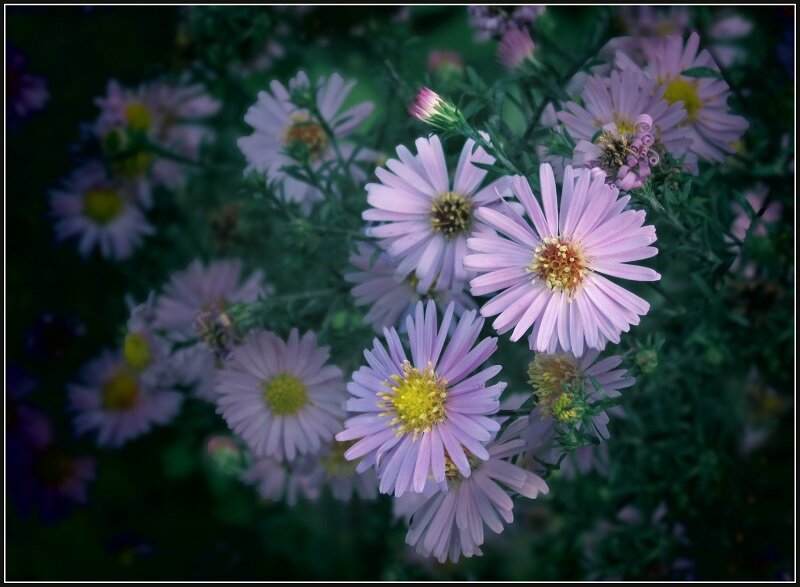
<box><xmin>497</xmin><ymin>28</ymin><xmax>535</xmax><ymax>70</ymax></box>
<box><xmin>153</xmin><ymin>259</ymin><xmax>266</xmax><ymax>340</ymax></box>
<box><xmin>557</xmin><ymin>69</ymin><xmax>693</xmax><ymax>187</ymax></box>
<box><xmin>468</xmin><ymin>6</ymin><xmax>545</xmax><ymax>42</ymax></box>
<box><xmin>237</xmin><ymin>71</ymin><xmax>374</xmax><ymax>211</ymax></box>
<box><xmin>364</xmin><ymin>135</ymin><xmax>511</xmax><ymax>292</ymax></box>
<box><xmin>464</xmin><ymin>164</ymin><xmax>660</xmax><ymax>354</ymax></box>
<box><xmin>50</xmin><ymin>161</ymin><xmax>154</xmax><ymax>261</ymax></box>
<box><xmin>215</xmin><ymin>329</ymin><xmax>345</xmax><ymax>461</ymax></box>
<box><xmin>403</xmin><ymin>422</ymin><xmax>548</xmax><ymax>563</ymax></box>
<box><xmin>94</xmin><ymin>77</ymin><xmax>221</xmax><ymax>192</ymax></box>
<box><xmin>618</xmin><ymin>32</ymin><xmax>749</xmax><ymax>162</ymax></box>
<box><xmin>69</xmin><ymin>349</ymin><xmax>183</xmax><ymax>448</ymax></box>
<box><xmin>242</xmin><ymin>456</ymin><xmax>323</xmax><ymax>506</ymax></box>
<box><xmin>730</xmin><ymin>184</ymin><xmax>782</xmax><ymax>242</ymax></box>
<box><xmin>345</xmin><ymin>241</ymin><xmax>477</xmax><ymax>333</ymax></box>
<box><xmin>7</xmin><ymin>366</ymin><xmax>52</xmax><ymax>469</ymax></box>
<box><xmin>337</xmin><ymin>300</ymin><xmax>505</xmax><ymax>497</ymax></box>
<box><xmin>6</xmin><ymin>45</ymin><xmax>49</xmax><ymax>125</ymax></box>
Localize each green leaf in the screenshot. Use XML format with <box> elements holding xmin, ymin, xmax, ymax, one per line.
<box><xmin>681</xmin><ymin>66</ymin><xmax>723</xmax><ymax>79</ymax></box>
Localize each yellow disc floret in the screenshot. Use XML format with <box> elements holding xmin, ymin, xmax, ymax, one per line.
<box><xmin>430</xmin><ymin>192</ymin><xmax>473</xmax><ymax>238</ymax></box>
<box><xmin>527</xmin><ymin>237</ymin><xmax>588</xmax><ymax>297</ymax></box>
<box><xmin>125</xmin><ymin>101</ymin><xmax>153</xmax><ymax>132</ymax></box>
<box><xmin>378</xmin><ymin>361</ymin><xmax>447</xmax><ymax>436</ymax></box>
<box><xmin>263</xmin><ymin>373</ymin><xmax>309</xmax><ymax>416</ymax></box>
<box><xmin>528</xmin><ymin>353</ymin><xmax>583</xmax><ymax>423</ymax></box>
<box><xmin>663</xmin><ymin>77</ymin><xmax>702</xmax><ymax>122</ymax></box>
<box><xmin>102</xmin><ymin>370</ymin><xmax>141</xmax><ymax>411</ymax></box>
<box><xmin>123</xmin><ymin>332</ymin><xmax>153</xmax><ymax>371</ymax></box>
<box><xmin>83</xmin><ymin>188</ymin><xmax>124</xmax><ymax>225</ymax></box>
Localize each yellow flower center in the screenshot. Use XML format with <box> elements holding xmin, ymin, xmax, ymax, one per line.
<box><xmin>125</xmin><ymin>101</ymin><xmax>153</xmax><ymax>132</ymax></box>
<box><xmin>102</xmin><ymin>370</ymin><xmax>141</xmax><ymax>411</ymax></box>
<box><xmin>378</xmin><ymin>361</ymin><xmax>447</xmax><ymax>436</ymax></box>
<box><xmin>83</xmin><ymin>188</ymin><xmax>124</xmax><ymax>225</ymax></box>
<box><xmin>430</xmin><ymin>191</ymin><xmax>473</xmax><ymax>238</ymax></box>
<box><xmin>528</xmin><ymin>237</ymin><xmax>588</xmax><ymax>296</ymax></box>
<box><xmin>528</xmin><ymin>354</ymin><xmax>583</xmax><ymax>423</ymax></box>
<box><xmin>663</xmin><ymin>78</ymin><xmax>703</xmax><ymax>122</ymax></box>
<box><xmin>284</xmin><ymin>118</ymin><xmax>328</xmax><ymax>160</ymax></box>
<box><xmin>321</xmin><ymin>440</ymin><xmax>358</xmax><ymax>477</ymax></box>
<box><xmin>123</xmin><ymin>332</ymin><xmax>153</xmax><ymax>371</ymax></box>
<box><xmin>263</xmin><ymin>373</ymin><xmax>308</xmax><ymax>416</ymax></box>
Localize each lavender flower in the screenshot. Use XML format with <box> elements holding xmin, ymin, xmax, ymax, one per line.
<box><xmin>408</xmin><ymin>88</ymin><xmax>465</xmax><ymax>132</ymax></box>
<box><xmin>6</xmin><ymin>45</ymin><xmax>49</xmax><ymax>126</ymax></box>
<box><xmin>68</xmin><ymin>349</ymin><xmax>183</xmax><ymax>448</ymax></box>
<box><xmin>497</xmin><ymin>28</ymin><xmax>535</xmax><ymax>70</ymax></box>
<box><xmin>94</xmin><ymin>77</ymin><xmax>220</xmax><ymax>192</ymax></box>
<box><xmin>464</xmin><ymin>164</ymin><xmax>660</xmax><ymax>354</ymax></box>
<box><xmin>153</xmin><ymin>259</ymin><xmax>266</xmax><ymax>340</ymax></box>
<box><xmin>618</xmin><ymin>32</ymin><xmax>749</xmax><ymax>162</ymax></box>
<box><xmin>241</xmin><ymin>456</ymin><xmax>323</xmax><ymax>506</ymax></box>
<box><xmin>403</xmin><ymin>420</ymin><xmax>549</xmax><ymax>563</ymax></box>
<box><xmin>215</xmin><ymin>329</ymin><xmax>345</xmax><ymax>461</ymax></box>
<box><xmin>364</xmin><ymin>135</ymin><xmax>511</xmax><ymax>292</ymax></box>
<box><xmin>557</xmin><ymin>70</ymin><xmax>692</xmax><ymax>188</ymax></box>
<box><xmin>237</xmin><ymin>71</ymin><xmax>374</xmax><ymax>211</ymax></box>
<box><xmin>337</xmin><ymin>301</ymin><xmax>505</xmax><ymax>496</ymax></box>
<box><xmin>468</xmin><ymin>6</ymin><xmax>545</xmax><ymax>42</ymax></box>
<box><xmin>345</xmin><ymin>241</ymin><xmax>477</xmax><ymax>333</ymax></box>
<box><xmin>50</xmin><ymin>161</ymin><xmax>154</xmax><ymax>261</ymax></box>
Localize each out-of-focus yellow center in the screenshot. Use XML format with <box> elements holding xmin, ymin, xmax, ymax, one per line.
<box><xmin>83</xmin><ymin>188</ymin><xmax>124</xmax><ymax>225</ymax></box>
<box><xmin>528</xmin><ymin>353</ymin><xmax>583</xmax><ymax>423</ymax></box>
<box><xmin>430</xmin><ymin>191</ymin><xmax>473</xmax><ymax>238</ymax></box>
<box><xmin>125</xmin><ymin>101</ymin><xmax>153</xmax><ymax>132</ymax></box>
<box><xmin>123</xmin><ymin>332</ymin><xmax>153</xmax><ymax>371</ymax></box>
<box><xmin>664</xmin><ymin>78</ymin><xmax>702</xmax><ymax>122</ymax></box>
<box><xmin>378</xmin><ymin>361</ymin><xmax>447</xmax><ymax>436</ymax></box>
<box><xmin>321</xmin><ymin>440</ymin><xmax>358</xmax><ymax>477</ymax></box>
<box><xmin>528</xmin><ymin>237</ymin><xmax>588</xmax><ymax>297</ymax></box>
<box><xmin>263</xmin><ymin>373</ymin><xmax>308</xmax><ymax>416</ymax></box>
<box><xmin>102</xmin><ymin>370</ymin><xmax>140</xmax><ymax>411</ymax></box>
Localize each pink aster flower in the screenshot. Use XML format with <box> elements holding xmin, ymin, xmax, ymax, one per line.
<box><xmin>50</xmin><ymin>161</ymin><xmax>154</xmax><ymax>261</ymax></box>
<box><xmin>94</xmin><ymin>77</ymin><xmax>220</xmax><ymax>193</ymax></box>
<box><xmin>68</xmin><ymin>350</ymin><xmax>183</xmax><ymax>448</ymax></box>
<box><xmin>215</xmin><ymin>329</ymin><xmax>345</xmax><ymax>461</ymax></box>
<box><xmin>618</xmin><ymin>32</ymin><xmax>749</xmax><ymax>162</ymax></box>
<box><xmin>364</xmin><ymin>135</ymin><xmax>511</xmax><ymax>292</ymax></box>
<box><xmin>336</xmin><ymin>301</ymin><xmax>505</xmax><ymax>497</ymax></box>
<box><xmin>345</xmin><ymin>241</ymin><xmax>477</xmax><ymax>333</ymax></box>
<box><xmin>153</xmin><ymin>259</ymin><xmax>266</xmax><ymax>340</ymax></box>
<box><xmin>557</xmin><ymin>69</ymin><xmax>692</xmax><ymax>188</ymax></box>
<box><xmin>464</xmin><ymin>164</ymin><xmax>660</xmax><ymax>354</ymax></box>
<box><xmin>7</xmin><ymin>45</ymin><xmax>49</xmax><ymax>126</ymax></box>
<box><xmin>497</xmin><ymin>27</ymin><xmax>535</xmax><ymax>70</ymax></box>
<box><xmin>237</xmin><ymin>71</ymin><xmax>374</xmax><ymax>211</ymax></box>
<box><xmin>403</xmin><ymin>421</ymin><xmax>549</xmax><ymax>564</ymax></box>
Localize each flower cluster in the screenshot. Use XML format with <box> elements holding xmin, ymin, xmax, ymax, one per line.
<box><xmin>14</xmin><ymin>6</ymin><xmax>781</xmax><ymax>578</ymax></box>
